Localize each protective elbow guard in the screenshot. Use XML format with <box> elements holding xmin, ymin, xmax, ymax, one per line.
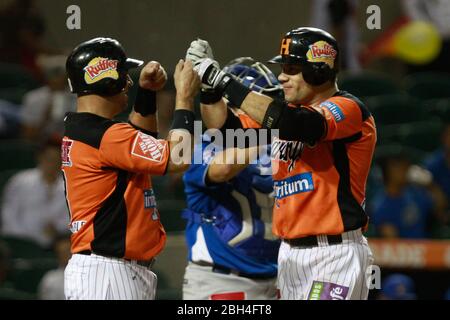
<box><xmin>263</xmin><ymin>100</ymin><xmax>326</xmax><ymax>144</ymax></box>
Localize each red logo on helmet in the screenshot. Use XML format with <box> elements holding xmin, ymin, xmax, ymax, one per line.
<box><xmin>310</xmin><ymin>43</ymin><xmax>337</xmax><ymax>59</ymax></box>
<box><xmin>306</xmin><ymin>41</ymin><xmax>337</xmax><ymax>68</ymax></box>
<box><xmin>84</xmin><ymin>57</ymin><xmax>119</xmax><ymax>84</ymax></box>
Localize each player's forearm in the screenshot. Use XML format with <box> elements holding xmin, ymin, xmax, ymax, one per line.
<box><xmin>166</xmin><ymin>130</ymin><xmax>193</xmax><ymax>173</ymax></box>
<box><xmin>200</xmin><ymin>98</ymin><xmax>228</xmax><ymax>129</ymax></box>
<box><xmin>174</xmin><ymin>92</ymin><xmax>195</xmax><ymax>111</ymax></box>
<box><xmin>207</xmin><ymin>146</ymin><xmax>259</xmax><ymax>183</ymax></box>
<box><xmin>240</xmin><ymin>92</ymin><xmax>272</xmax><ymax>124</ymax></box>
<box><xmin>164</xmin><ymin>58</ymin><xmax>201</xmax><ymax>173</ymax></box>
<box><xmin>129</xmin><ymin>110</ymin><xmax>158</xmax><ymax>133</ymax></box>
<box><xmin>165</xmin><ymin>93</ymin><xmax>196</xmax><ymax>173</ymax></box>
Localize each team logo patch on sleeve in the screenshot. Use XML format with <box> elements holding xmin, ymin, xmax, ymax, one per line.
<box><xmin>144</xmin><ymin>189</ymin><xmax>159</xmax><ymax>220</ymax></box>
<box><xmin>132</xmin><ymin>132</ymin><xmax>166</xmax><ymax>162</ymax></box>
<box><xmin>61</xmin><ymin>139</ymin><xmax>74</xmax><ymax>167</ymax></box>
<box><xmin>308</xmin><ymin>281</ymin><xmax>349</xmax><ymax>300</ymax></box>
<box><xmin>321</xmin><ymin>101</ymin><xmax>345</xmax><ymax>122</ymax></box>
<box><xmin>144</xmin><ymin>189</ymin><xmax>157</xmax><ymax>209</ymax></box>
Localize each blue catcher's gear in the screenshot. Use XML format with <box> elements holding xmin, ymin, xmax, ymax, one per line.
<box><xmin>223</xmin><ymin>57</ymin><xmax>283</xmax><ymax>99</ymax></box>
<box><xmin>181</xmin><ymin>57</ymin><xmax>281</xmax><ymax>277</ymax></box>
<box><xmin>182</xmin><ymin>141</ymin><xmax>278</xmax><ymax>276</ymax></box>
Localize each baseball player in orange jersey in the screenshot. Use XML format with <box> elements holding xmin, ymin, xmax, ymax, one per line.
<box><xmin>62</xmin><ymin>37</ymin><xmax>200</xmax><ymax>300</ymax></box>
<box><xmin>191</xmin><ymin>27</ymin><xmax>376</xmax><ymax>300</ymax></box>
<box><xmin>181</xmin><ymin>56</ymin><xmax>283</xmax><ymax>300</ymax></box>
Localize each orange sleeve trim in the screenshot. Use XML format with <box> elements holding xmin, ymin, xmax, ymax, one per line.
<box><xmin>238</xmin><ymin>113</ymin><xmax>261</xmax><ymax>129</ymax></box>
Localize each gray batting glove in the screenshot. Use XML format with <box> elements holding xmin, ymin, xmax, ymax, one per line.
<box><xmin>186</xmin><ymin>39</ymin><xmax>220</xmax><ymax>89</ymax></box>
<box><xmin>196</xmin><ymin>58</ymin><xmax>229</xmax><ymax>89</ymax></box>
<box><xmin>185</xmin><ymin>39</ymin><xmax>215</xmax><ymax>68</ymax></box>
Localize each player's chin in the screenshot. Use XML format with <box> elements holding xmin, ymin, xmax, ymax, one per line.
<box><xmin>283</xmin><ymin>89</ymin><xmax>295</xmax><ymax>102</ymax></box>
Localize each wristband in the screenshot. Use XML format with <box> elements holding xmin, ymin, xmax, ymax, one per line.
<box><xmin>134</xmin><ymin>87</ymin><xmax>157</xmax><ymax>116</ymax></box>
<box><xmin>220</xmin><ymin>77</ymin><xmax>251</xmax><ymax>108</ymax></box>
<box><xmin>170</xmin><ymin>109</ymin><xmax>195</xmax><ymax>134</ymax></box>
<box><xmin>200</xmin><ymin>88</ymin><xmax>222</xmax><ymax>105</ymax></box>
<box><xmin>199</xmin><ymin>59</ymin><xmax>251</xmax><ymax>107</ymax></box>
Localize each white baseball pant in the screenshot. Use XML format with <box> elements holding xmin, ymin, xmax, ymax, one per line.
<box><xmin>278</xmin><ymin>229</ymin><xmax>374</xmax><ymax>300</ymax></box>
<box><xmin>64</xmin><ymin>253</ymin><xmax>157</xmax><ymax>300</ymax></box>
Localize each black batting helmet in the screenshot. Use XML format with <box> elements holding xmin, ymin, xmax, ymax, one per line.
<box><xmin>269</xmin><ymin>27</ymin><xmax>339</xmax><ymax>86</ymax></box>
<box><xmin>66</xmin><ymin>37</ymin><xmax>143</xmax><ymax>96</ymax></box>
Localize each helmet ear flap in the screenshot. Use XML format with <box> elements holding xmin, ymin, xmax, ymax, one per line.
<box><xmin>302</xmin><ymin>63</ymin><xmax>335</xmax><ymax>86</ymax></box>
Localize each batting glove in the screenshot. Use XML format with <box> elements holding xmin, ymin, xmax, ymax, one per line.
<box><xmin>185</xmin><ymin>39</ymin><xmax>215</xmax><ymax>68</ymax></box>
<box><xmin>196</xmin><ymin>58</ymin><xmax>230</xmax><ymax>89</ymax></box>
<box><xmin>186</xmin><ymin>39</ymin><xmax>219</xmax><ymax>89</ymax></box>
<box><xmin>197</xmin><ymin>58</ymin><xmax>251</xmax><ymax>107</ymax></box>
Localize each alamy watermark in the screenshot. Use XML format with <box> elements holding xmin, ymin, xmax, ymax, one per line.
<box><xmin>367</xmin><ymin>264</ymin><xmax>382</xmax><ymax>290</ymax></box>
<box><xmin>66</xmin><ymin>5</ymin><xmax>81</xmax><ymax>30</ymax></box>
<box><xmin>67</xmin><ymin>4</ymin><xmax>382</xmax><ymax>31</ymax></box>
<box><xmin>167</xmin><ymin>120</ymin><xmax>279</xmax><ymax>173</ymax></box>
<box><xmin>366</xmin><ymin>5</ymin><xmax>381</xmax><ymax>30</ymax></box>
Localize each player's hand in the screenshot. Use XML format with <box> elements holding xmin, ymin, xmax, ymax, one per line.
<box><xmin>186</xmin><ymin>39</ymin><xmax>219</xmax><ymax>89</ymax></box>
<box><xmin>196</xmin><ymin>58</ymin><xmax>228</xmax><ymax>89</ymax></box>
<box><xmin>186</xmin><ymin>38</ymin><xmax>215</xmax><ymax>70</ymax></box>
<box><xmin>174</xmin><ymin>59</ymin><xmax>201</xmax><ymax>108</ymax></box>
<box><xmin>139</xmin><ymin>61</ymin><xmax>167</xmax><ymax>91</ymax></box>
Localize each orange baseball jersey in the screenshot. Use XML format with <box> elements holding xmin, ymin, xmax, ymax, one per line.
<box><xmin>270</xmin><ymin>91</ymin><xmax>376</xmax><ymax>238</ymax></box>
<box><xmin>61</xmin><ymin>112</ymin><xmax>169</xmax><ymax>260</ymax></box>
<box><xmin>236</xmin><ymin>109</ymin><xmax>262</xmax><ymax>129</ymax></box>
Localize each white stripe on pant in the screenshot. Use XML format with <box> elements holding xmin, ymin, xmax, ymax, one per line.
<box><xmin>277</xmin><ymin>229</ymin><xmax>374</xmax><ymax>300</ymax></box>
<box><xmin>64</xmin><ymin>253</ymin><xmax>157</xmax><ymax>300</ymax></box>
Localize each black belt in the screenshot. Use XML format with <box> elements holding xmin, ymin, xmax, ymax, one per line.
<box><xmin>193</xmin><ymin>261</ymin><xmax>275</xmax><ymax>280</ymax></box>
<box><xmin>77</xmin><ymin>250</ymin><xmax>155</xmax><ymax>269</ymax></box>
<box><xmin>283</xmin><ymin>234</ymin><xmax>343</xmax><ymax>248</ymax></box>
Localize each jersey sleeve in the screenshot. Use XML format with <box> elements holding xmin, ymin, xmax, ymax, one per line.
<box><xmin>238</xmin><ymin>112</ymin><xmax>262</xmax><ymax>129</ymax></box>
<box><xmin>184</xmin><ymin>142</ymin><xmax>217</xmax><ymax>189</ymax></box>
<box><xmin>99</xmin><ymin>123</ymin><xmax>169</xmax><ymax>175</ymax></box>
<box><xmin>315</xmin><ymin>96</ymin><xmax>364</xmax><ymax>141</ymax></box>
<box><xmin>220</xmin><ymin>108</ymin><xmax>261</xmax><ymax>131</ymax></box>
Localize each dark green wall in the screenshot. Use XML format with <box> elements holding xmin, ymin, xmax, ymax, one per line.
<box><xmin>38</xmin><ymin>0</ymin><xmax>403</xmax><ymax>72</ymax></box>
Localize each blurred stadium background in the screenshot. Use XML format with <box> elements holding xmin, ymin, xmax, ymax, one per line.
<box><xmin>0</xmin><ymin>0</ymin><xmax>449</xmax><ymax>300</ymax></box>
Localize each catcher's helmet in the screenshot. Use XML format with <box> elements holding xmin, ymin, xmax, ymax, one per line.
<box><xmin>66</xmin><ymin>37</ymin><xmax>143</xmax><ymax>96</ymax></box>
<box><xmin>223</xmin><ymin>57</ymin><xmax>283</xmax><ymax>99</ymax></box>
<box><xmin>269</xmin><ymin>27</ymin><xmax>339</xmax><ymax>86</ymax></box>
